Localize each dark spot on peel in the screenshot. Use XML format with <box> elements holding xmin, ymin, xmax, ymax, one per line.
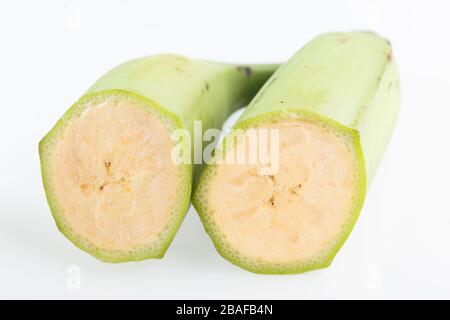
<box><xmin>237</xmin><ymin>66</ymin><xmax>252</xmax><ymax>77</ymax></box>
<box><xmin>387</xmin><ymin>51</ymin><xmax>392</xmax><ymax>62</ymax></box>
<box><xmin>338</xmin><ymin>36</ymin><xmax>349</xmax><ymax>44</ymax></box>
<box><xmin>205</xmin><ymin>83</ymin><xmax>209</xmax><ymax>91</ymax></box>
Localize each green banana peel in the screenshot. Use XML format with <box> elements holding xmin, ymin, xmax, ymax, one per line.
<box><xmin>193</xmin><ymin>32</ymin><xmax>400</xmax><ymax>274</ymax></box>
<box><xmin>39</xmin><ymin>55</ymin><xmax>278</xmax><ymax>262</ymax></box>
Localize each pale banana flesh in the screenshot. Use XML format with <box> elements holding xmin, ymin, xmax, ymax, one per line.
<box><xmin>193</xmin><ymin>32</ymin><xmax>400</xmax><ymax>274</ymax></box>
<box><xmin>39</xmin><ymin>55</ymin><xmax>277</xmax><ymax>262</ymax></box>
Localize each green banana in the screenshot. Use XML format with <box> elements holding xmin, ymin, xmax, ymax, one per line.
<box><xmin>39</xmin><ymin>54</ymin><xmax>277</xmax><ymax>262</ymax></box>
<box><xmin>193</xmin><ymin>32</ymin><xmax>400</xmax><ymax>274</ymax></box>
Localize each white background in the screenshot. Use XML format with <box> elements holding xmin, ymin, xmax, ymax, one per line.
<box><xmin>1</xmin><ymin>0</ymin><xmax>449</xmax><ymax>299</ymax></box>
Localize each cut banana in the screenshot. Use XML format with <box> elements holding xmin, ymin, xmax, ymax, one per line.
<box><xmin>40</xmin><ymin>55</ymin><xmax>277</xmax><ymax>262</ymax></box>
<box><xmin>193</xmin><ymin>32</ymin><xmax>400</xmax><ymax>274</ymax></box>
